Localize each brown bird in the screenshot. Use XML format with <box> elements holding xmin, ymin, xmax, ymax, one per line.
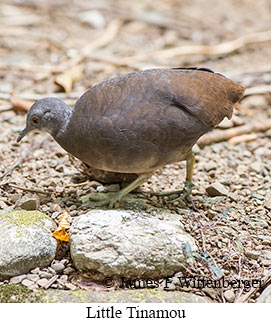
<box><xmin>17</xmin><ymin>67</ymin><xmax>245</xmax><ymax>207</ymax></box>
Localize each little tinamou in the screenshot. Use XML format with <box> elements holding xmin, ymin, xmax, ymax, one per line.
<box><xmin>17</xmin><ymin>67</ymin><xmax>245</xmax><ymax>207</ymax></box>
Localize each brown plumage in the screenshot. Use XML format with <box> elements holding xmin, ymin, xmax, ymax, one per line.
<box><xmin>17</xmin><ymin>67</ymin><xmax>245</xmax><ymax>207</ymax></box>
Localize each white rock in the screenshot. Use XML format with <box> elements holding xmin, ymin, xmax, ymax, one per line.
<box><xmin>70</xmin><ymin>208</ymin><xmax>197</xmax><ymax>278</ymax></box>
<box><xmin>0</xmin><ymin>210</ymin><xmax>57</xmax><ymax>279</ymax></box>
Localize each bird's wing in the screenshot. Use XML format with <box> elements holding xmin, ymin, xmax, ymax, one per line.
<box><xmin>166</xmin><ymin>68</ymin><xmax>245</xmax><ymax>127</ymax></box>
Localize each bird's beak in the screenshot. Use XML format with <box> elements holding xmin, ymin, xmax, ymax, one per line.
<box><xmin>17</xmin><ymin>127</ymin><xmax>28</xmax><ymax>142</ymax></box>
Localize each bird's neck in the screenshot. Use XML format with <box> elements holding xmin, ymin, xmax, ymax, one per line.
<box><xmin>51</xmin><ymin>105</ymin><xmax>72</xmax><ymax>140</ymax></box>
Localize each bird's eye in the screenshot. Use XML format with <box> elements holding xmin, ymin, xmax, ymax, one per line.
<box><xmin>31</xmin><ymin>116</ymin><xmax>39</xmax><ymax>125</ymax></box>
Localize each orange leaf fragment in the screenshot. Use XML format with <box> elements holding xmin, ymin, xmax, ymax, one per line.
<box><xmin>53</xmin><ymin>227</ymin><xmax>69</xmax><ymax>242</ymax></box>
<box><xmin>52</xmin><ymin>211</ymin><xmax>71</xmax><ymax>242</ymax></box>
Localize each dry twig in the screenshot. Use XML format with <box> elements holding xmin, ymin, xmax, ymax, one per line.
<box><xmin>198</xmin><ymin>119</ymin><xmax>271</xmax><ymax>146</ymax></box>
<box><xmin>227</xmin><ymin>134</ymin><xmax>258</xmax><ymax>145</ymax></box>
<box><xmin>119</xmin><ymin>30</ymin><xmax>271</xmax><ymax>63</ymax></box>
<box><xmin>5</xmin><ymin>183</ymin><xmax>51</xmax><ymax>195</ymax></box>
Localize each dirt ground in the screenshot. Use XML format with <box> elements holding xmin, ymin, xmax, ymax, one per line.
<box><xmin>0</xmin><ymin>0</ymin><xmax>270</xmax><ymax>303</ymax></box>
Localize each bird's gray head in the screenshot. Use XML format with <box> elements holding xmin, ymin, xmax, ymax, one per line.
<box><xmin>17</xmin><ymin>97</ymin><xmax>71</xmax><ymax>142</ymax></box>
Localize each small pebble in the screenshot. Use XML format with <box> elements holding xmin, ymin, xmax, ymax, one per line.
<box><xmin>204</xmin><ymin>161</ymin><xmax>217</xmax><ymax>172</ymax></box>
<box><xmin>60</xmin><ymin>259</ymin><xmax>70</xmax><ymax>265</ymax></box>
<box><xmin>9</xmin><ymin>274</ymin><xmax>26</xmax><ymax>284</ymax></box>
<box><xmin>251</xmin><ymin>193</ymin><xmax>264</xmax><ymax>200</ymax></box>
<box><xmin>63</xmin><ymin>267</ymin><xmax>75</xmax><ymax>275</ymax></box>
<box><xmin>39</xmin><ymin>271</ymin><xmax>53</xmax><ymax>279</ymax></box>
<box><xmin>245</xmin><ymin>250</ymin><xmax>260</xmax><ymax>260</ymax></box>
<box><xmin>65</xmin><ymin>282</ymin><xmax>78</xmax><ymax>291</ymax></box>
<box><xmin>30</xmin><ymin>267</ymin><xmax>40</xmax><ymax>275</ymax></box>
<box><xmin>59</xmin><ymin>274</ymin><xmax>68</xmax><ymax>282</ymax></box>
<box><xmin>0</xmin><ymin>200</ymin><xmax>8</xmax><ymax>208</ymax></box>
<box><xmin>36</xmin><ymin>278</ymin><xmax>49</xmax><ymax>288</ymax></box>
<box><xmin>51</xmin><ymin>263</ymin><xmax>65</xmax><ymax>273</ymax></box>
<box><xmin>206</xmin><ymin>182</ymin><xmax>229</xmax><ymax>197</ymax></box>
<box><xmin>96</xmin><ymin>185</ymin><xmax>105</xmax><ymax>192</ymax></box>
<box><xmin>224</xmin><ymin>289</ymin><xmax>235</xmax><ymax>302</ymax></box>
<box><xmin>21</xmin><ymin>279</ymin><xmax>36</xmax><ymax>289</ymax></box>
<box><xmin>15</xmin><ymin>196</ymin><xmax>40</xmax><ymax>210</ymax></box>
<box><xmin>26</xmin><ymin>274</ymin><xmax>40</xmax><ymax>282</ymax></box>
<box><xmin>249</xmin><ymin>161</ymin><xmax>262</xmax><ymax>174</ymax></box>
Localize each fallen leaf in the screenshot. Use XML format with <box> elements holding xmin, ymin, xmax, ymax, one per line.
<box><xmin>55</xmin><ymin>64</ymin><xmax>84</xmax><ymax>92</ymax></box>
<box><xmin>10</xmin><ymin>98</ymin><xmax>34</xmax><ymax>113</ymax></box>
<box><xmin>52</xmin><ymin>211</ymin><xmax>70</xmax><ymax>242</ymax></box>
<box><xmin>53</xmin><ymin>227</ymin><xmax>69</xmax><ymax>242</ymax></box>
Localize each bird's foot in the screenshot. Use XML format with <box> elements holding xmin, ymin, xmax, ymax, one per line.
<box><xmin>168</xmin><ymin>181</ymin><xmax>200</xmax><ymax>212</ymax></box>
<box><xmin>168</xmin><ymin>181</ymin><xmax>194</xmax><ymax>203</ymax></box>
<box><xmin>80</xmin><ymin>192</ymin><xmax>122</xmax><ymax>209</ymax></box>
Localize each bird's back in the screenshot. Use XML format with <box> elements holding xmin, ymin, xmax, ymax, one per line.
<box><xmin>61</xmin><ymin>68</ymin><xmax>244</xmax><ymax>173</ymax></box>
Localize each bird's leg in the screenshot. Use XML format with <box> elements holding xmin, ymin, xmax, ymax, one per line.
<box><xmin>81</xmin><ymin>173</ymin><xmax>153</xmax><ymax>209</ymax></box>
<box><xmin>168</xmin><ymin>153</ymin><xmax>195</xmax><ymax>204</ymax></box>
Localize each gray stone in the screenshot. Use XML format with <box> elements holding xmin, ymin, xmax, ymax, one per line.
<box><xmin>15</xmin><ymin>196</ymin><xmax>40</xmax><ymax>210</ymax></box>
<box><xmin>70</xmin><ymin>208</ymin><xmax>197</xmax><ymax>278</ymax></box>
<box><xmin>206</xmin><ymin>182</ymin><xmax>229</xmax><ymax>197</ymax></box>
<box><xmin>257</xmin><ymin>284</ymin><xmax>271</xmax><ymax>303</ymax></box>
<box><xmin>0</xmin><ymin>210</ymin><xmax>57</xmax><ymax>279</ymax></box>
<box><xmin>51</xmin><ymin>263</ymin><xmax>65</xmax><ymax>273</ymax></box>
